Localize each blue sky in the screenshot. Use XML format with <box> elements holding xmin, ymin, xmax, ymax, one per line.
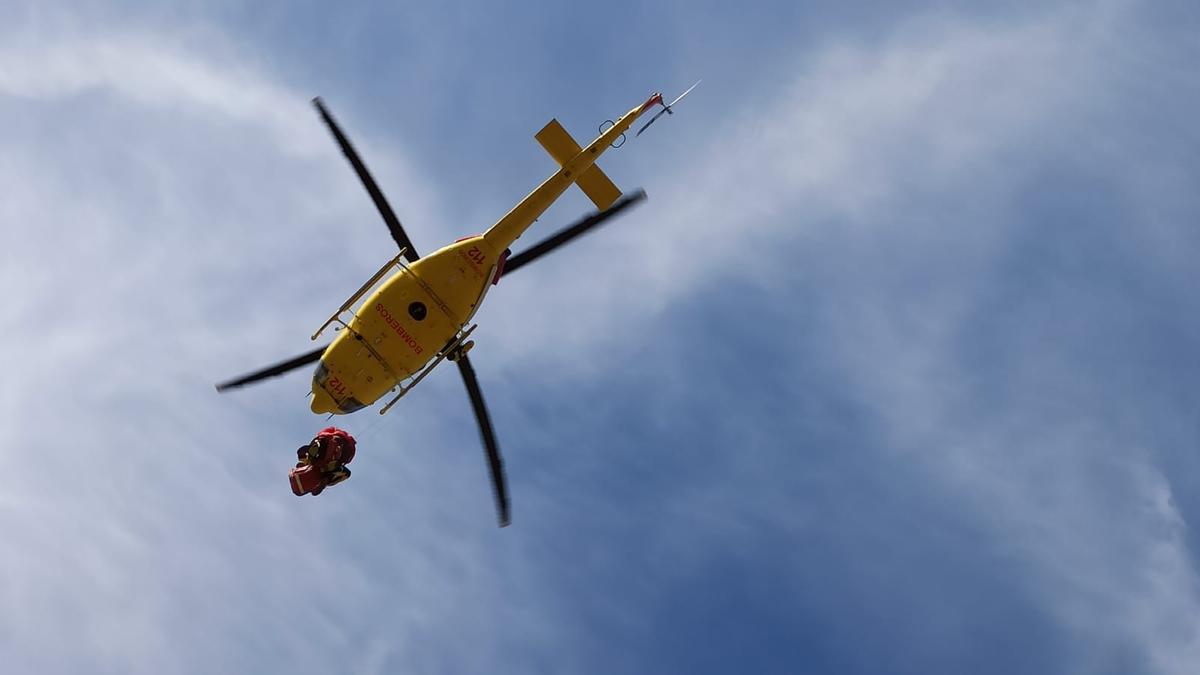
<box><xmin>2</xmin><ymin>1</ymin><xmax>1199</xmax><ymax>673</ymax></box>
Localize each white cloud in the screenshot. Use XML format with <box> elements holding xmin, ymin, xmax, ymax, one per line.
<box><xmin>478</xmin><ymin>3</ymin><xmax>1200</xmax><ymax>671</ymax></box>
<box><xmin>3</xmin><ymin>1</ymin><xmax>1198</xmax><ymax>673</ymax></box>
<box><xmin>1</xmin><ymin>32</ymin><xmax>317</xmax><ymax>155</ymax></box>
<box><xmin>0</xmin><ymin>19</ymin><xmax>511</xmax><ymax>674</ymax></box>
<box><xmin>477</xmin><ymin>4</ymin><xmax>1118</xmax><ymax>371</ymax></box>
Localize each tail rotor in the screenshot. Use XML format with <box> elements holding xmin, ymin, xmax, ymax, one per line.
<box><xmin>636</xmin><ymin>79</ymin><xmax>701</xmax><ymax>137</ymax></box>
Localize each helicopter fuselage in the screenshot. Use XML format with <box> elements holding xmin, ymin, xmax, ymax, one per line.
<box><xmin>309</xmin><ymin>92</ymin><xmax>663</xmax><ymax>414</ymax></box>
<box><xmin>310</xmin><ymin>234</ymin><xmax>500</xmax><ymax>414</ymax></box>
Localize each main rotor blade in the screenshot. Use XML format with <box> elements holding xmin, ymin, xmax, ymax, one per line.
<box><xmin>503</xmin><ymin>189</ymin><xmax>647</xmax><ymax>275</ymax></box>
<box><xmin>455</xmin><ymin>354</ymin><xmax>510</xmax><ymax>527</ymax></box>
<box><xmin>312</xmin><ymin>97</ymin><xmax>420</xmax><ymax>262</ymax></box>
<box><xmin>635</xmin><ymin>107</ymin><xmax>669</xmax><ymax>137</ymax></box>
<box><xmin>215</xmin><ymin>346</ymin><xmax>326</xmax><ymax>392</ymax></box>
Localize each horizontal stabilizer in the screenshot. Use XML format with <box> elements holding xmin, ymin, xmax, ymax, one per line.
<box><xmin>535</xmin><ymin>118</ymin><xmax>578</xmax><ymax>165</ymax></box>
<box><xmin>535</xmin><ymin>118</ymin><xmax>621</xmax><ymax>211</ymax></box>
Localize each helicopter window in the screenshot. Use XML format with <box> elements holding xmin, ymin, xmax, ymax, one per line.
<box><xmin>338</xmin><ymin>396</ymin><xmax>366</xmax><ymax>413</ymax></box>
<box><xmin>313</xmin><ymin>361</ymin><xmax>329</xmax><ymax>384</ymax></box>
<box><xmin>408</xmin><ymin>301</ymin><xmax>427</xmax><ymax>321</ymax></box>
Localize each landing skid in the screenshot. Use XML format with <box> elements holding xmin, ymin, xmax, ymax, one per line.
<box><xmin>312</xmin><ymin>248</ymin><xmax>409</xmax><ymax>341</ymax></box>
<box><xmin>378</xmin><ymin>323</ymin><xmax>477</xmax><ymax>415</ymax></box>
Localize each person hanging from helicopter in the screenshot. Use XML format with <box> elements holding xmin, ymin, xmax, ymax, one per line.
<box><xmin>289</xmin><ymin>426</ymin><xmax>357</xmax><ymax>496</ymax></box>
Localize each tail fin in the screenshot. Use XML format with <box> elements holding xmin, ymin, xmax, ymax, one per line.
<box><xmin>535</xmin><ymin>119</ymin><xmax>621</xmax><ymax>211</ymax></box>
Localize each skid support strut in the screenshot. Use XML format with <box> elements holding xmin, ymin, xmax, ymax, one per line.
<box><xmin>312</xmin><ymin>248</ymin><xmax>408</xmax><ymax>341</ymax></box>
<box><xmin>378</xmin><ymin>323</ymin><xmax>477</xmax><ymax>415</ymax></box>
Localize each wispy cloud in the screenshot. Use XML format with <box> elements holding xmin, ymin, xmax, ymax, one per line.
<box><xmin>480</xmin><ymin>3</ymin><xmax>1200</xmax><ymax>672</ymax></box>
<box><xmin>0</xmin><ymin>17</ymin><xmax>488</xmax><ymax>674</ymax></box>
<box><xmin>3</xmin><ymin>1</ymin><xmax>1198</xmax><ymax>673</ymax></box>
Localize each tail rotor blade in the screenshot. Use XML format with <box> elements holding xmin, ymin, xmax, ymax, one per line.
<box><xmin>636</xmin><ymin>80</ymin><xmax>701</xmax><ymax>137</ymax></box>
<box><xmin>215</xmin><ymin>346</ymin><xmax>326</xmax><ymax>392</ymax></box>
<box><xmin>667</xmin><ymin>79</ymin><xmax>702</xmax><ymax>108</ymax></box>
<box><xmin>635</xmin><ymin>108</ymin><xmax>669</xmax><ymax>137</ymax></box>
<box><xmin>455</xmin><ymin>354</ymin><xmax>511</xmax><ymax>527</ymax></box>
<box><xmin>312</xmin><ymin>97</ymin><xmax>420</xmax><ymax>262</ymax></box>
<box><xmin>503</xmin><ymin>189</ymin><xmax>647</xmax><ymax>275</ymax></box>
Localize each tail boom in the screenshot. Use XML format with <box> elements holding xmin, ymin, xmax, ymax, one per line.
<box><xmin>482</xmin><ymin>93</ymin><xmax>660</xmax><ymax>252</ymax></box>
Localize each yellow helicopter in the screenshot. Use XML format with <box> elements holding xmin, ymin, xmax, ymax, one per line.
<box><xmin>217</xmin><ymin>84</ymin><xmax>698</xmax><ymax>527</ymax></box>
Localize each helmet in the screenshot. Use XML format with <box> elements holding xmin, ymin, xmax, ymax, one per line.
<box><xmin>315</xmin><ymin>426</ymin><xmax>357</xmax><ymax>464</ymax></box>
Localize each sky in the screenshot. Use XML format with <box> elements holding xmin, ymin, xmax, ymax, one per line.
<box><xmin>2</xmin><ymin>0</ymin><xmax>1199</xmax><ymax>673</ymax></box>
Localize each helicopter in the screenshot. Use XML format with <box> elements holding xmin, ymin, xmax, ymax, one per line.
<box><xmin>216</xmin><ymin>85</ymin><xmax>697</xmax><ymax>527</ymax></box>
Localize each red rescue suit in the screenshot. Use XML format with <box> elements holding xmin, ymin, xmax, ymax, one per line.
<box><xmin>289</xmin><ymin>427</ymin><xmax>357</xmax><ymax>496</ymax></box>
